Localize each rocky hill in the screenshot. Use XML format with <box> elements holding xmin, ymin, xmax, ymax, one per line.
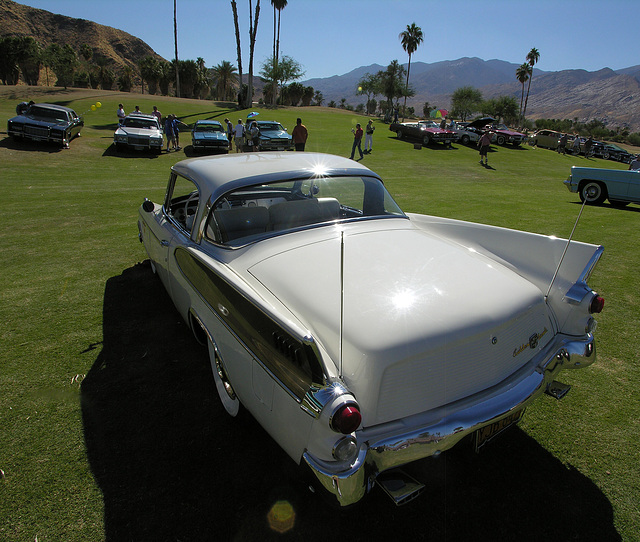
<box><xmin>0</xmin><ymin>0</ymin><xmax>162</xmax><ymax>85</ymax></box>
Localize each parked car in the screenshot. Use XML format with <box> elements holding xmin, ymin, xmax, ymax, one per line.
<box><xmin>113</xmin><ymin>113</ymin><xmax>164</xmax><ymax>153</ymax></box>
<box><xmin>252</xmin><ymin>120</ymin><xmax>293</xmax><ymax>151</ymax></box>
<box><xmin>602</xmin><ymin>143</ymin><xmax>633</xmax><ymax>163</ymax></box>
<box><xmin>465</xmin><ymin>117</ymin><xmax>527</xmax><ymax>146</ymax></box>
<box><xmin>530</xmin><ymin>129</ymin><xmax>564</xmax><ymax>150</ymax></box>
<box><xmin>191</xmin><ymin>120</ymin><xmax>229</xmax><ymax>154</ymax></box>
<box><xmin>564</xmin><ymin>165</ymin><xmax>640</xmax><ymax>206</ymax></box>
<box><xmin>389</xmin><ymin>120</ymin><xmax>457</xmax><ymax>146</ymax></box>
<box><xmin>7</xmin><ymin>103</ymin><xmax>83</xmax><ymax>148</ymax></box>
<box><xmin>138</xmin><ymin>152</ymin><xmax>604</xmax><ymax>506</ymax></box>
<box><xmin>571</xmin><ymin>137</ymin><xmax>607</xmax><ymax>158</ymax></box>
<box><xmin>450</xmin><ymin>122</ymin><xmax>481</xmax><ymax>145</ymax></box>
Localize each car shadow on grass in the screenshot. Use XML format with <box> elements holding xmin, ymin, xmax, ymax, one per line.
<box><xmin>0</xmin><ymin>135</ymin><xmax>67</xmax><ymax>153</ymax></box>
<box><xmin>101</xmin><ymin>143</ymin><xmax>161</xmax><ymax>159</ymax></box>
<box><xmin>570</xmin><ymin>201</ymin><xmax>640</xmax><ymax>213</ymax></box>
<box><xmin>81</xmin><ymin>261</ymin><xmax>621</xmax><ymax>542</ymax></box>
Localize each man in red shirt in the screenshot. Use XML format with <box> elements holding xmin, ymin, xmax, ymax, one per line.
<box><xmin>292</xmin><ymin>118</ymin><xmax>308</xmax><ymax>151</ymax></box>
<box><xmin>350</xmin><ymin>123</ymin><xmax>364</xmax><ymax>160</ymax></box>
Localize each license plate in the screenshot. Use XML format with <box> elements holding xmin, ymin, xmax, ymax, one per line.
<box><xmin>474</xmin><ymin>409</ymin><xmax>524</xmax><ymax>452</ymax></box>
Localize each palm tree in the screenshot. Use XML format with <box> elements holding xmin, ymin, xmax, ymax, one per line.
<box><xmin>246</xmin><ymin>0</ymin><xmax>261</xmax><ymax>109</ymax></box>
<box><xmin>399</xmin><ymin>23</ymin><xmax>423</xmax><ymax>121</ymax></box>
<box><xmin>211</xmin><ymin>60</ymin><xmax>238</xmax><ymax>100</ymax></box>
<box><xmin>230</xmin><ymin>0</ymin><xmax>243</xmax><ymax>104</ymax></box>
<box><xmin>521</xmin><ymin>47</ymin><xmax>540</xmax><ymax>123</ymax></box>
<box><xmin>173</xmin><ymin>0</ymin><xmax>180</xmax><ymax>97</ymax></box>
<box><xmin>270</xmin><ymin>0</ymin><xmax>287</xmax><ymax>105</ymax></box>
<box><xmin>516</xmin><ymin>62</ymin><xmax>531</xmax><ymax>126</ymax></box>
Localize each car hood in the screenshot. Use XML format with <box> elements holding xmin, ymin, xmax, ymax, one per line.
<box><xmin>248</xmin><ymin>221</ymin><xmax>553</xmax><ymax>425</ymax></box>
<box><xmin>260</xmin><ymin>130</ymin><xmax>291</xmax><ymax>139</ymax></box>
<box><xmin>116</xmin><ymin>127</ymin><xmax>161</xmax><ymax>137</ymax></box>
<box><xmin>193</xmin><ymin>131</ymin><xmax>226</xmax><ymax>140</ymax></box>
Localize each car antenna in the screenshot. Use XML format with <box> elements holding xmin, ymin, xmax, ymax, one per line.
<box><xmin>546</xmin><ymin>196</ymin><xmax>588</xmax><ymax>300</ymax></box>
<box><xmin>339</xmin><ymin>229</ymin><xmax>345</xmax><ymax>379</ymax></box>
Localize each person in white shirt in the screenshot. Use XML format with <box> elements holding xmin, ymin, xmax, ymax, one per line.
<box><xmin>234</xmin><ymin>120</ymin><xmax>245</xmax><ymax>152</ymax></box>
<box><xmin>117</xmin><ymin>104</ymin><xmax>125</xmax><ymax>125</ymax></box>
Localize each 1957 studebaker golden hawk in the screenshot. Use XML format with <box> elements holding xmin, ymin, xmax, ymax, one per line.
<box><xmin>138</xmin><ymin>152</ymin><xmax>604</xmax><ymax>506</ymax></box>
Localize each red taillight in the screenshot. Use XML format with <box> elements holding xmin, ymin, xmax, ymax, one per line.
<box><xmin>590</xmin><ymin>295</ymin><xmax>605</xmax><ymax>314</ymax></box>
<box><xmin>331</xmin><ymin>404</ymin><xmax>362</xmax><ymax>434</ymax></box>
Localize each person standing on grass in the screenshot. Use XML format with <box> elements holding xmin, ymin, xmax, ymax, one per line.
<box><xmin>572</xmin><ymin>134</ymin><xmax>581</xmax><ymax>155</ymax></box>
<box><xmin>478</xmin><ymin>129</ymin><xmax>492</xmax><ymax>166</ymax></box>
<box><xmin>172</xmin><ymin>116</ymin><xmax>188</xmax><ymax>151</ymax></box>
<box><xmin>364</xmin><ymin>120</ymin><xmax>375</xmax><ymax>154</ymax></box>
<box><xmin>584</xmin><ymin>136</ymin><xmax>594</xmax><ymax>158</ymax></box>
<box><xmin>164</xmin><ymin>114</ymin><xmax>176</xmax><ymax>151</ymax></box>
<box><xmin>350</xmin><ymin>123</ymin><xmax>364</xmax><ymax>160</ymax></box>
<box><xmin>557</xmin><ymin>132</ymin><xmax>568</xmax><ymax>155</ymax></box>
<box><xmin>292</xmin><ymin>118</ymin><xmax>308</xmax><ymax>151</ymax></box>
<box><xmin>117</xmin><ymin>104</ymin><xmax>126</xmax><ymax>125</ymax></box>
<box><xmin>234</xmin><ymin>119</ymin><xmax>245</xmax><ymax>152</ymax></box>
<box><xmin>225</xmin><ymin>118</ymin><xmax>234</xmax><ymax>151</ymax></box>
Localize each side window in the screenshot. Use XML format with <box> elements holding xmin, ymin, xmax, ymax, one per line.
<box><xmin>165</xmin><ymin>174</ymin><xmax>200</xmax><ymax>234</ymax></box>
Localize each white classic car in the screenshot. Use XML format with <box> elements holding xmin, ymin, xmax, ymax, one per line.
<box><xmin>138</xmin><ymin>152</ymin><xmax>604</xmax><ymax>506</ymax></box>
<box><xmin>114</xmin><ymin>113</ymin><xmax>163</xmax><ymax>153</ymax></box>
<box><xmin>564</xmin><ymin>165</ymin><xmax>640</xmax><ymax>207</ymax></box>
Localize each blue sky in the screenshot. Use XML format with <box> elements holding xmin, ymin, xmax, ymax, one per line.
<box><xmin>18</xmin><ymin>0</ymin><xmax>640</xmax><ymax>79</ymax></box>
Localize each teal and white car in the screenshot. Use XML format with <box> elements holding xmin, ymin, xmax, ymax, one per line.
<box><xmin>564</xmin><ymin>165</ymin><xmax>640</xmax><ymax>206</ymax></box>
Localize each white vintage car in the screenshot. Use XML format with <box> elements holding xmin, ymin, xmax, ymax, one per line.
<box><xmin>114</xmin><ymin>113</ymin><xmax>163</xmax><ymax>153</ymax></box>
<box><xmin>137</xmin><ymin>152</ymin><xmax>604</xmax><ymax>506</ymax></box>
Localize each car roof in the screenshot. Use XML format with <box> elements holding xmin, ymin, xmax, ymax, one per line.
<box><xmin>256</xmin><ymin>120</ymin><xmax>282</xmax><ymax>125</ymax></box>
<box><xmin>172</xmin><ymin>152</ymin><xmax>380</xmax><ymax>201</ymax></box>
<box><xmin>31</xmin><ymin>103</ymin><xmax>76</xmax><ymax>113</ymax></box>
<box><xmin>195</xmin><ymin>119</ymin><xmax>222</xmax><ymax>125</ymax></box>
<box><xmin>126</xmin><ymin>113</ymin><xmax>156</xmax><ymax>120</ymax></box>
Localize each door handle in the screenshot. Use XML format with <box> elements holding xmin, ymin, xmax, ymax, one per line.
<box><xmin>161</xmin><ymin>240</ymin><xmax>170</xmax><ymax>247</ymax></box>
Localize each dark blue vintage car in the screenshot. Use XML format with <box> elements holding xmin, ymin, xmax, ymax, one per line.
<box><xmin>254</xmin><ymin>120</ymin><xmax>293</xmax><ymax>151</ymax></box>
<box><xmin>191</xmin><ymin>120</ymin><xmax>229</xmax><ymax>153</ymax></box>
<box><xmin>7</xmin><ymin>103</ymin><xmax>83</xmax><ymax>148</ymax></box>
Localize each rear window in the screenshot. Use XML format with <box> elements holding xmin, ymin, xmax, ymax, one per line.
<box><xmin>206</xmin><ymin>175</ymin><xmax>405</xmax><ymax>246</ymax></box>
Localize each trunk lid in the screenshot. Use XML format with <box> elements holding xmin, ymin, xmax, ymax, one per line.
<box><xmin>248</xmin><ymin>221</ymin><xmax>553</xmax><ymax>425</ymax></box>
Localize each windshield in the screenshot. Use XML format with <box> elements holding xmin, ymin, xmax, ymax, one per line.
<box><xmin>124</xmin><ymin>118</ymin><xmax>159</xmax><ymax>129</ymax></box>
<box><xmin>206</xmin><ymin>175</ymin><xmax>405</xmax><ymax>245</ymax></box>
<box><xmin>196</xmin><ymin>124</ymin><xmax>223</xmax><ymax>132</ymax></box>
<box><xmin>258</xmin><ymin>123</ymin><xmax>284</xmax><ymax>131</ymax></box>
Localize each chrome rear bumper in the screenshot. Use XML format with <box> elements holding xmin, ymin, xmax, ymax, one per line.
<box><xmin>303</xmin><ymin>333</ymin><xmax>596</xmax><ymax>506</ymax></box>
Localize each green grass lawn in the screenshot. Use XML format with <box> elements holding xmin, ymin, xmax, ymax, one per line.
<box><xmin>1</xmin><ymin>88</ymin><xmax>638</xmax><ymax>541</ymax></box>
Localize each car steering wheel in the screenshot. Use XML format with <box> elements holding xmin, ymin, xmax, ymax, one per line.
<box><xmin>184</xmin><ymin>191</ymin><xmax>199</xmax><ymax>229</ymax></box>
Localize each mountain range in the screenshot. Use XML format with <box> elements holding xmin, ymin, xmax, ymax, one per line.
<box><xmin>305</xmin><ymin>58</ymin><xmax>640</xmax><ymax>131</ymax></box>
<box><xmin>2</xmin><ymin>0</ymin><xmax>639</xmax><ymax>132</ymax></box>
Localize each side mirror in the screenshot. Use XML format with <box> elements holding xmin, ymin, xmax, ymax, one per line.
<box><xmin>142</xmin><ymin>199</ymin><xmax>154</xmax><ymax>213</ymax></box>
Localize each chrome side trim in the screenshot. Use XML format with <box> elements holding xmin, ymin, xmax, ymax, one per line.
<box><xmin>302</xmin><ymin>333</ymin><xmax>596</xmax><ymax>506</ymax></box>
